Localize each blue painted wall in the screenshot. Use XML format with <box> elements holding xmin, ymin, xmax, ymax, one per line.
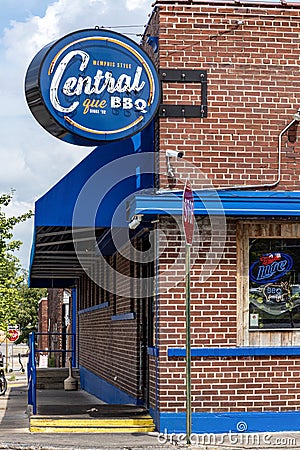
<box><xmin>159</xmin><ymin>411</ymin><xmax>300</xmax><ymax>434</ymax></box>
<box><xmin>80</xmin><ymin>365</ymin><xmax>143</xmax><ymax>406</ymax></box>
<box><xmin>80</xmin><ymin>358</ymin><xmax>300</xmax><ymax>434</ymax></box>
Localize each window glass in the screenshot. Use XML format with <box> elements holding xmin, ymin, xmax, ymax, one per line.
<box><xmin>249</xmin><ymin>238</ymin><xmax>300</xmax><ymax>329</ymax></box>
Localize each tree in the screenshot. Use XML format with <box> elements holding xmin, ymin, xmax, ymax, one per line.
<box><xmin>0</xmin><ymin>191</ymin><xmax>33</xmax><ymax>332</ymax></box>
<box><xmin>16</xmin><ymin>277</ymin><xmax>46</xmax><ymax>343</ymax></box>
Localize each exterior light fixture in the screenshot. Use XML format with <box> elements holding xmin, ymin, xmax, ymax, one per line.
<box><xmin>166</xmin><ymin>150</ymin><xmax>184</xmax><ymax>178</ymax></box>
<box><xmin>293</xmin><ymin>109</ymin><xmax>300</xmax><ymax>121</ymax></box>
<box><xmin>128</xmin><ymin>214</ymin><xmax>143</xmax><ymax>230</ymax></box>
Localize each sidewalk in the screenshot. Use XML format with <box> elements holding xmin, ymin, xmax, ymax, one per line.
<box><xmin>1</xmin><ymin>374</ymin><xmax>300</xmax><ymax>449</ymax></box>
<box><xmin>0</xmin><ymin>374</ymin><xmax>168</xmax><ymax>450</ymax></box>
<box><xmin>30</xmin><ymin>388</ymin><xmax>155</xmax><ymax>433</ymax></box>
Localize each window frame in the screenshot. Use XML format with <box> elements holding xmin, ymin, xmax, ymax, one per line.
<box><xmin>237</xmin><ymin>221</ymin><xmax>300</xmax><ymax>347</ymax></box>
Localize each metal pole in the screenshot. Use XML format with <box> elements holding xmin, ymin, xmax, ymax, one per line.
<box><xmin>186</xmin><ymin>244</ymin><xmax>191</xmax><ymax>444</ymax></box>
<box><xmin>5</xmin><ymin>334</ymin><xmax>8</xmax><ymax>373</ymax></box>
<box><xmin>71</xmin><ymin>288</ymin><xmax>77</xmax><ymax>368</ymax></box>
<box><xmin>31</xmin><ymin>331</ymin><xmax>37</xmax><ymax>415</ymax></box>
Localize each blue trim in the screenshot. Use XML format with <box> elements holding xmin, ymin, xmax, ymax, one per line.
<box><xmin>71</xmin><ymin>288</ymin><xmax>77</xmax><ymax>367</ymax></box>
<box><xmin>168</xmin><ymin>346</ymin><xmax>300</xmax><ymax>358</ymax></box>
<box><xmin>78</xmin><ymin>302</ymin><xmax>109</xmax><ymax>315</ymax></box>
<box><xmin>149</xmin><ymin>406</ymin><xmax>159</xmax><ymax>430</ymax></box>
<box><xmin>29</xmin><ymin>277</ymin><xmax>76</xmax><ymax>289</ymax></box>
<box><xmin>128</xmin><ymin>190</ymin><xmax>300</xmax><ymax>218</ymax></box>
<box><xmin>27</xmin><ymin>332</ymin><xmax>37</xmax><ymax>415</ymax></box>
<box><xmin>147</xmin><ymin>346</ymin><xmax>159</xmax><ymax>357</ymax></box>
<box><xmin>159</xmin><ymin>411</ymin><xmax>300</xmax><ymax>434</ymax></box>
<box><xmin>136</xmin><ymin>166</ymin><xmax>141</xmax><ymax>189</ymax></box>
<box><xmin>154</xmin><ymin>227</ymin><xmax>160</xmax><ymax>431</ymax></box>
<box><xmin>111</xmin><ymin>312</ymin><xmax>136</xmax><ymax>321</ymax></box>
<box><xmin>79</xmin><ymin>365</ymin><xmax>141</xmax><ymax>405</ymax></box>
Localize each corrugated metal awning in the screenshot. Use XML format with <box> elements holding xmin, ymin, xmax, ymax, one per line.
<box><xmin>128</xmin><ymin>190</ymin><xmax>300</xmax><ymax>219</ymax></box>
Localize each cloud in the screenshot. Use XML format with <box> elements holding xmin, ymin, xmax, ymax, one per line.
<box><xmin>126</xmin><ymin>0</ymin><xmax>153</xmax><ymax>11</ymax></box>
<box><xmin>0</xmin><ymin>0</ymin><xmax>154</xmax><ymax>268</ymax></box>
<box><xmin>1</xmin><ymin>0</ymin><xmax>153</xmax><ymax>103</ymax></box>
<box><xmin>2</xmin><ymin>0</ymin><xmax>152</xmax><ymax>61</ymax></box>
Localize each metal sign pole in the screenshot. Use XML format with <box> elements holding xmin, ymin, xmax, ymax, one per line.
<box><xmin>182</xmin><ymin>179</ymin><xmax>194</xmax><ymax>445</ymax></box>
<box><xmin>185</xmin><ymin>243</ymin><xmax>191</xmax><ymax>445</ymax></box>
<box><xmin>5</xmin><ymin>335</ymin><xmax>8</xmax><ymax>372</ymax></box>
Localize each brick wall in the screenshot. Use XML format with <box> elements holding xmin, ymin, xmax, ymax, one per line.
<box><xmin>79</xmin><ymin>306</ymin><xmax>140</xmax><ymax>399</ymax></box>
<box><xmin>147</xmin><ymin>1</ymin><xmax>300</xmax><ymax>415</ymax></box>
<box><xmin>75</xmin><ymin>1</ymin><xmax>300</xmax><ymax>416</ymax></box>
<box><xmin>163</xmin><ymin>356</ymin><xmax>300</xmax><ymax>412</ymax></box>
<box><xmin>37</xmin><ymin>297</ymin><xmax>48</xmax><ymax>351</ymax></box>
<box><xmin>157</xmin><ymin>216</ymin><xmax>300</xmax><ymax>413</ymax></box>
<box><xmin>78</xmin><ymin>237</ymin><xmax>153</xmax><ymax>403</ymax></box>
<box><xmin>148</xmin><ymin>1</ymin><xmax>300</xmax><ymax>190</ymax></box>
<box><xmin>47</xmin><ymin>288</ymin><xmax>64</xmax><ymax>366</ymax></box>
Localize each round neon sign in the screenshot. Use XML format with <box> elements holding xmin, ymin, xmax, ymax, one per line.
<box><xmin>25</xmin><ymin>28</ymin><xmax>160</xmax><ymax>146</ymax></box>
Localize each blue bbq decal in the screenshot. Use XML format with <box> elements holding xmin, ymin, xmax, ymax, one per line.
<box><xmin>25</xmin><ymin>28</ymin><xmax>160</xmax><ymax>146</ymax></box>
<box><xmin>249</xmin><ymin>252</ymin><xmax>293</xmax><ymax>284</ymax></box>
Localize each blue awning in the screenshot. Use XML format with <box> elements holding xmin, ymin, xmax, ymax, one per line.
<box><xmin>29</xmin><ymin>116</ymin><xmax>300</xmax><ymax>289</ymax></box>
<box><xmin>29</xmin><ymin>123</ymin><xmax>155</xmax><ymax>288</ymax></box>
<box><xmin>35</xmin><ymin>130</ymin><xmax>155</xmax><ymax>229</ymax></box>
<box><xmin>128</xmin><ymin>190</ymin><xmax>300</xmax><ymax>219</ymax></box>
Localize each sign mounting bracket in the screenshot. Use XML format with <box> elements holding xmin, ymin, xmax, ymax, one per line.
<box><xmin>158</xmin><ymin>69</ymin><xmax>207</xmax><ymax>118</ymax></box>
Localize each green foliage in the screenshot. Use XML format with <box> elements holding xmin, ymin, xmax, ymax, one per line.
<box><xmin>48</xmin><ymin>356</ymin><xmax>56</xmax><ymax>368</ymax></box>
<box><xmin>0</xmin><ymin>190</ymin><xmax>35</xmax><ymax>333</ymax></box>
<box><xmin>0</xmin><ymin>191</ymin><xmax>32</xmax><ymax>252</ymax></box>
<box><xmin>15</xmin><ymin>279</ymin><xmax>46</xmax><ymax>343</ymax></box>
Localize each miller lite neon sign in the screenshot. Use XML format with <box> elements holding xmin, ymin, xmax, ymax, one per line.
<box><xmin>249</xmin><ymin>252</ymin><xmax>293</xmax><ymax>284</ymax></box>
<box><xmin>25</xmin><ymin>28</ymin><xmax>160</xmax><ymax>146</ymax></box>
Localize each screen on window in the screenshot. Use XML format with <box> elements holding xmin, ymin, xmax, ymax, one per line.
<box><xmin>249</xmin><ymin>238</ymin><xmax>300</xmax><ymax>329</ymax></box>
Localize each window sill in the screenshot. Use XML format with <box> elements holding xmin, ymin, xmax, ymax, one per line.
<box><xmin>111</xmin><ymin>312</ymin><xmax>136</xmax><ymax>321</ymax></box>
<box><xmin>78</xmin><ymin>302</ymin><xmax>109</xmax><ymax>314</ymax></box>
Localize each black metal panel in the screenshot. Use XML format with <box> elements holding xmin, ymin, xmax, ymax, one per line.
<box><xmin>158</xmin><ymin>69</ymin><xmax>207</xmax><ymax>118</ymax></box>
<box><xmin>159</xmin><ymin>104</ymin><xmax>207</xmax><ymax>118</ymax></box>
<box><xmin>159</xmin><ymin>69</ymin><xmax>207</xmax><ymax>83</ymax></box>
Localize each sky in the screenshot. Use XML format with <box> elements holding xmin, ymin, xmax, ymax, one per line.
<box><xmin>0</xmin><ymin>0</ymin><xmax>154</xmax><ymax>270</ymax></box>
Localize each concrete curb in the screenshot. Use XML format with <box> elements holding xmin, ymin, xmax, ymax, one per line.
<box><xmin>0</xmin><ymin>444</ymin><xmax>174</xmax><ymax>450</ymax></box>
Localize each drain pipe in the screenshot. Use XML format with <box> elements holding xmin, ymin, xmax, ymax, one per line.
<box><xmin>261</xmin><ymin>109</ymin><xmax>300</xmax><ymax>190</ymax></box>
<box><xmin>158</xmin><ymin>109</ymin><xmax>300</xmax><ymax>193</ymax></box>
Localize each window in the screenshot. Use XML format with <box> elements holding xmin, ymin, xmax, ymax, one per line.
<box><xmin>249</xmin><ymin>238</ymin><xmax>300</xmax><ymax>330</ymax></box>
